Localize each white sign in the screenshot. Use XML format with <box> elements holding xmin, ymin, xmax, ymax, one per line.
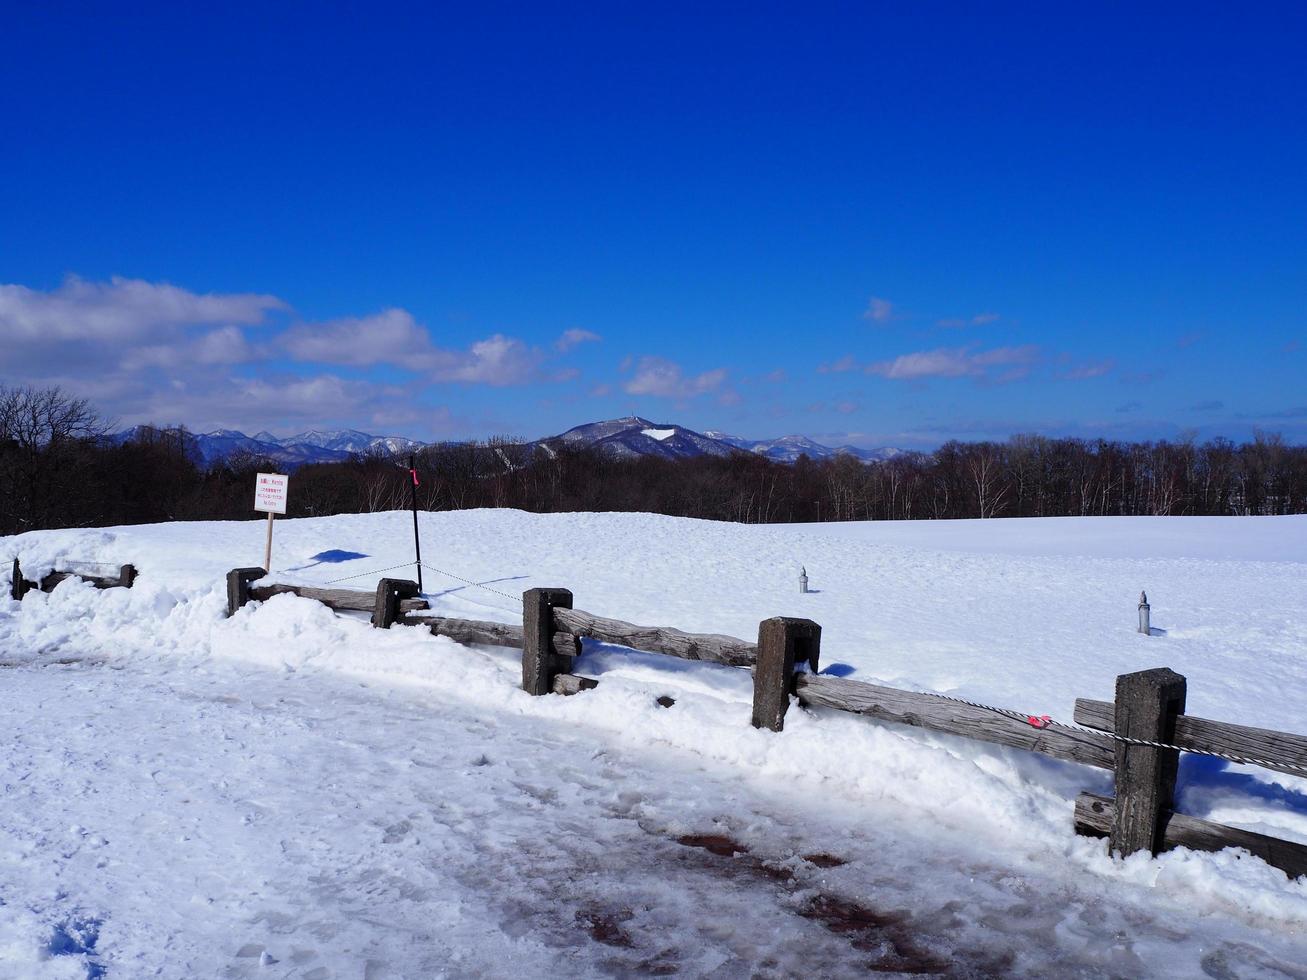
<box><xmin>254</xmin><ymin>472</ymin><xmax>289</xmax><ymax>514</ymax></box>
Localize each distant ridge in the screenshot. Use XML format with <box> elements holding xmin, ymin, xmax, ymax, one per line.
<box><xmin>114</xmin><ymin>418</ymin><xmax>902</xmax><ymax>469</ymax></box>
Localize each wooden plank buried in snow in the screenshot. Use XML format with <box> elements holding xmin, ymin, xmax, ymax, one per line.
<box><xmin>795</xmin><ymin>674</ymin><xmax>1116</xmax><ymax>770</ymax></box>
<box><xmin>38</xmin><ymin>565</ymin><xmax>137</xmax><ymax>592</ymax></box>
<box><xmin>248</xmin><ymin>583</ymin><xmax>429</xmax><ymax>614</ymax></box>
<box><xmin>1075</xmin><ymin>792</ymin><xmax>1307</xmax><ymax>880</ymax></box>
<box><xmin>553</xmin><ymin>606</ymin><xmax>757</xmax><ymax>668</ymax></box>
<box><xmin>1074</xmin><ymin>698</ymin><xmax>1307</xmax><ymax>780</ymax></box>
<box><xmin>401</xmin><ymin>613</ymin><xmax>580</xmax><ymax>659</ymax></box>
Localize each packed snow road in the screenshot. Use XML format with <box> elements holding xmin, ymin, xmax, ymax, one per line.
<box><xmin>3</xmin><ymin>510</ymin><xmax>1307</xmax><ymax>977</ymax></box>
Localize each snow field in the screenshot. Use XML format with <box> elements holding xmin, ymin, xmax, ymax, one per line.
<box><xmin>3</xmin><ymin>510</ymin><xmax>1307</xmax><ymax>976</ymax></box>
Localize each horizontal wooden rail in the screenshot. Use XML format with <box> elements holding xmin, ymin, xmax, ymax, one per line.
<box><xmin>553</xmin><ymin>606</ymin><xmax>757</xmax><ymax>668</ymax></box>
<box><xmin>402</xmin><ymin>613</ymin><xmax>579</xmax><ymax>659</ymax></box>
<box><xmin>796</xmin><ymin>674</ymin><xmax>1116</xmax><ymax>770</ymax></box>
<box><xmin>16</xmin><ymin>562</ymin><xmax>136</xmax><ymax>597</ymax></box>
<box><xmin>249</xmin><ymin>583</ymin><xmax>428</xmax><ymax>614</ymax></box>
<box><xmin>1074</xmin><ymin>698</ymin><xmax>1307</xmax><ymax>779</ymax></box>
<box><xmin>1075</xmin><ymin>792</ymin><xmax>1307</xmax><ymax>880</ymax></box>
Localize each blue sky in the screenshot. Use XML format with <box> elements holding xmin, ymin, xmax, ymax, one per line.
<box><xmin>2</xmin><ymin>2</ymin><xmax>1304</xmax><ymax>448</ymax></box>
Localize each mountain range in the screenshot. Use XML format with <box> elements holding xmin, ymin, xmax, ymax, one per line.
<box><xmin>117</xmin><ymin>417</ymin><xmax>902</xmax><ymax>469</ymax></box>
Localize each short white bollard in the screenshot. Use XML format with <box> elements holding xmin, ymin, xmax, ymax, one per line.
<box><xmin>1138</xmin><ymin>591</ymin><xmax>1151</xmax><ymax>635</ymax></box>
<box><xmin>799</xmin><ymin>566</ymin><xmax>808</xmax><ymax>594</ymax></box>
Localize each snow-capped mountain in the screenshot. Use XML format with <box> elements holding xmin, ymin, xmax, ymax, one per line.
<box><xmin>706</xmin><ymin>431</ymin><xmax>903</xmax><ymax>464</ymax></box>
<box><xmin>280</xmin><ymin>429</ymin><xmax>424</xmax><ymax>455</ymax></box>
<box><xmin>548</xmin><ymin>417</ymin><xmax>739</xmax><ymax>460</ymax></box>
<box><xmin>113</xmin><ymin>418</ymin><xmax>902</xmax><ymax>469</ymax></box>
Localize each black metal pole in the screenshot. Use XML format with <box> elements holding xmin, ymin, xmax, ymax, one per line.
<box><xmin>408</xmin><ymin>453</ymin><xmax>423</xmax><ymax>592</ymax></box>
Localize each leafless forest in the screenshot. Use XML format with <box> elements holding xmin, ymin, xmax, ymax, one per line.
<box><xmin>3</xmin><ymin>385</ymin><xmax>1305</xmax><ymax>535</ymax></box>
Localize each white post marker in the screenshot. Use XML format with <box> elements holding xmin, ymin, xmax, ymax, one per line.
<box><xmin>254</xmin><ymin>472</ymin><xmax>289</xmax><ymax>571</ymax></box>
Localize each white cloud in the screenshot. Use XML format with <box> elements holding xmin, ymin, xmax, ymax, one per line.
<box><xmin>623</xmin><ymin>357</ymin><xmax>728</xmax><ymax>399</ymax></box>
<box><xmin>554</xmin><ymin>328</ymin><xmax>602</xmax><ymax>352</ymax></box>
<box><xmin>427</xmin><ymin>334</ymin><xmax>543</xmax><ymax>386</ymax></box>
<box><xmin>0</xmin><ymin>275</ymin><xmax>285</xmax><ymax>341</ymax></box>
<box><xmin>867</xmin><ymin>345</ymin><xmax>1039</xmax><ymax>381</ymax></box>
<box><xmin>282</xmin><ymin>309</ymin><xmax>430</xmax><ymax>366</ymax></box>
<box><xmin>284</xmin><ymin>311</ymin><xmax>547</xmax><ymax>386</ymax></box>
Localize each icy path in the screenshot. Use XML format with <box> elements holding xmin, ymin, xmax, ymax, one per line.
<box><xmin>3</xmin><ymin>650</ymin><xmax>1307</xmax><ymax>978</ymax></box>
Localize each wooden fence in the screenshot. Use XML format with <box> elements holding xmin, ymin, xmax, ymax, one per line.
<box><xmin>11</xmin><ymin>558</ymin><xmax>137</xmax><ymax>599</ymax></box>
<box><xmin>221</xmin><ymin>568</ymin><xmax>1307</xmax><ymax>879</ymax></box>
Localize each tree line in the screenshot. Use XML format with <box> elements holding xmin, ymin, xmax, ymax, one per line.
<box><xmin>2</xmin><ymin>385</ymin><xmax>1306</xmax><ymax>535</ymax></box>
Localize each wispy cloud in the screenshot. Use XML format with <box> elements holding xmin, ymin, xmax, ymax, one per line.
<box><xmin>937</xmin><ymin>312</ymin><xmax>1000</xmax><ymax>329</ymax></box>
<box><xmin>554</xmin><ymin>328</ymin><xmax>602</xmax><ymax>352</ymax></box>
<box><xmin>862</xmin><ymin>296</ymin><xmax>894</xmax><ymax>324</ymax></box>
<box><xmin>283</xmin><ymin>310</ymin><xmax>550</xmax><ymax>386</ymax></box>
<box><xmin>1057</xmin><ymin>358</ymin><xmax>1116</xmax><ymax>381</ymax></box>
<box><xmin>866</xmin><ymin>345</ymin><xmax>1039</xmax><ymax>382</ymax></box>
<box><xmin>623</xmin><ymin>356</ymin><xmax>728</xmax><ymax>399</ymax></box>
<box><xmin>818</xmin><ymin>354</ymin><xmax>859</xmax><ymax>374</ymax></box>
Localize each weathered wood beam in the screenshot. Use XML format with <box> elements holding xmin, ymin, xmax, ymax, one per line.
<box><xmin>752</xmin><ymin>617</ymin><xmax>820</xmax><ymax>732</ymax></box>
<box><xmin>1075</xmin><ymin>698</ymin><xmax>1307</xmax><ymax>780</ymax></box>
<box><xmin>523</xmin><ymin>588</ymin><xmax>573</xmax><ymax>696</ymax></box>
<box><xmin>373</xmin><ymin>578</ymin><xmax>420</xmax><ymax>628</ymax></box>
<box><xmin>794</xmin><ymin>674</ymin><xmax>1115</xmax><ymax>769</ymax></box>
<box><xmin>552</xmin><ymin>673</ymin><xmax>599</xmax><ymax>696</ymax></box>
<box><xmin>553</xmin><ymin>606</ymin><xmax>757</xmax><ymax>668</ymax></box>
<box><xmin>247</xmin><ymin>582</ymin><xmax>430</xmax><ymax>614</ymax></box>
<box><xmin>226</xmin><ymin>567</ymin><xmax>266</xmax><ymax>616</ymax></box>
<box><xmin>38</xmin><ymin>569</ymin><xmax>133</xmax><ymax>592</ymax></box>
<box><xmin>1075</xmin><ymin>793</ymin><xmax>1307</xmax><ymax>880</ymax></box>
<box><xmin>402</xmin><ymin>614</ymin><xmax>578</xmax><ymax>658</ymax></box>
<box><xmin>1110</xmin><ymin>668</ymin><xmax>1187</xmax><ymax>857</ymax></box>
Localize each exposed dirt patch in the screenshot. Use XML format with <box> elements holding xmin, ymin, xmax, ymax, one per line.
<box><xmin>672</xmin><ymin>830</ymin><xmax>950</xmax><ymax>973</ymax></box>
<box><xmin>800</xmin><ymin>894</ymin><xmax>950</xmax><ymax>974</ymax></box>
<box><xmin>675</xmin><ymin>833</ymin><xmax>748</xmax><ymax>858</ymax></box>
<box><xmin>655</xmin><ymin>695</ymin><xmax>676</xmax><ymax>708</ymax></box>
<box><xmin>576</xmin><ymin>906</ymin><xmax>635</xmax><ymax>948</ymax></box>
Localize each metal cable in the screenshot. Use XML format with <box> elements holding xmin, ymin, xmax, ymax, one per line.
<box><xmin>906</xmin><ymin>689</ymin><xmax>1307</xmax><ymax>775</ymax></box>
<box><xmin>322</xmin><ymin>560</ymin><xmax>420</xmax><ymax>584</ymax></box>
<box><xmin>419</xmin><ymin>562</ymin><xmax>520</xmax><ymax>602</ymax></box>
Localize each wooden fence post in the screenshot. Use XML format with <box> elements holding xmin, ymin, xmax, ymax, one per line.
<box><xmin>1111</xmin><ymin>667</ymin><xmax>1187</xmax><ymax>858</ymax></box>
<box><xmin>752</xmin><ymin>617</ymin><xmax>821</xmax><ymax>732</ymax></box>
<box><xmin>10</xmin><ymin>558</ymin><xmax>25</xmax><ymax>600</ymax></box>
<box><xmin>522</xmin><ymin>588</ymin><xmax>573</xmax><ymax>695</ymax></box>
<box><xmin>372</xmin><ymin>578</ymin><xmax>420</xmax><ymax>628</ymax></box>
<box><xmin>118</xmin><ymin>564</ymin><xmax>137</xmax><ymax>589</ymax></box>
<box><xmin>226</xmin><ymin>567</ymin><xmax>267</xmax><ymax>617</ymax></box>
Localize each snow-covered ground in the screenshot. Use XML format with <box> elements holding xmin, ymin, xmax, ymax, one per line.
<box><xmin>2</xmin><ymin>511</ymin><xmax>1306</xmax><ymax>977</ymax></box>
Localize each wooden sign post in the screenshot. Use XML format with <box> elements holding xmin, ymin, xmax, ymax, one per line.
<box><xmin>253</xmin><ymin>472</ymin><xmax>289</xmax><ymax>570</ymax></box>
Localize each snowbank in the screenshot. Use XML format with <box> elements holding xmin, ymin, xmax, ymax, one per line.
<box><xmin>2</xmin><ymin>511</ymin><xmax>1306</xmax><ymax>975</ymax></box>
